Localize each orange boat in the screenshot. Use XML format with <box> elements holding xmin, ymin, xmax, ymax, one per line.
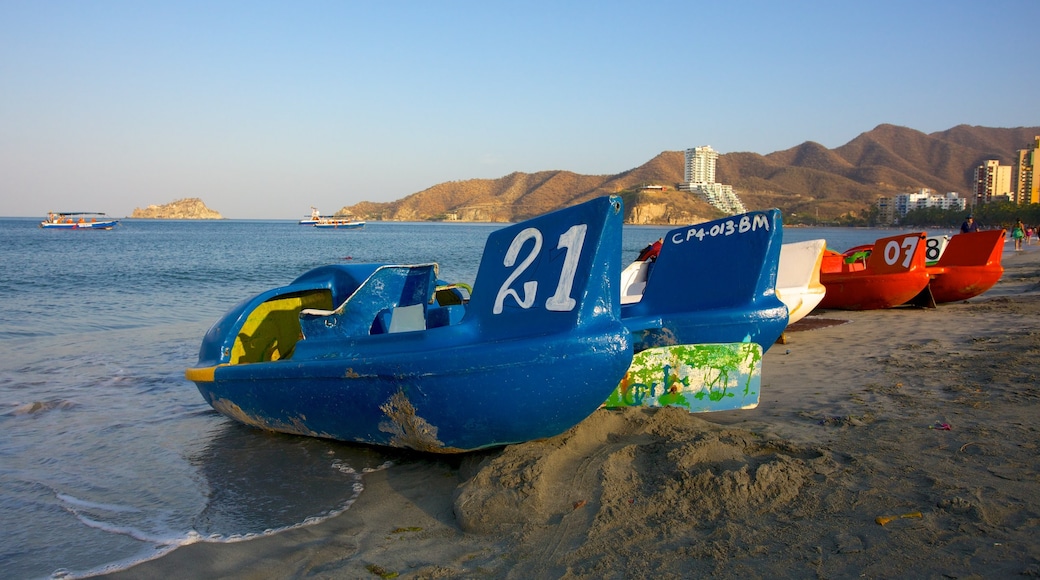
<box><xmin>818</xmin><ymin>232</ymin><xmax>930</xmax><ymax>310</ymax></box>
<box><xmin>926</xmin><ymin>229</ymin><xmax>1005</xmax><ymax>303</ymax></box>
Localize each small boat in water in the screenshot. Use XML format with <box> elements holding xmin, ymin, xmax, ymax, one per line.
<box><xmin>313</xmin><ymin>217</ymin><xmax>365</xmax><ymax>229</ymax></box>
<box><xmin>818</xmin><ymin>232</ymin><xmax>931</xmax><ymax>310</ymax></box>
<box><xmin>298</xmin><ymin>207</ymin><xmax>331</xmax><ymax>225</ymax></box>
<box><xmin>40</xmin><ymin>212</ymin><xmax>119</xmax><ymax>230</ymax></box>
<box><xmin>187</xmin><ymin>197</ymin><xmax>634</xmax><ymax>453</ymax></box>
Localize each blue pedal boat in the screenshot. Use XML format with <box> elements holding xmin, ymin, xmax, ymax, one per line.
<box><xmin>619</xmin><ymin>209</ymin><xmax>789</xmax><ymax>354</ymax></box>
<box><xmin>186</xmin><ymin>197</ymin><xmax>633</xmax><ymax>453</ymax></box>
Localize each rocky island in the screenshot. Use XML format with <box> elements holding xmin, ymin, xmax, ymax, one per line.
<box><xmin>130</xmin><ymin>198</ymin><xmax>223</xmax><ymax>219</ymax></box>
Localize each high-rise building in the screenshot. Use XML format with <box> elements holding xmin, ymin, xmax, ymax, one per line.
<box><xmin>973</xmin><ymin>160</ymin><xmax>1012</xmax><ymax>205</ymax></box>
<box><xmin>1014</xmin><ymin>136</ymin><xmax>1039</xmax><ymax>205</ymax></box>
<box><xmin>679</xmin><ymin>145</ymin><xmax>747</xmax><ymax>214</ymax></box>
<box><xmin>684</xmin><ymin>146</ymin><xmax>718</xmax><ymax>185</ymax></box>
<box><xmin>875</xmin><ymin>196</ymin><xmax>896</xmax><ymax>225</ymax></box>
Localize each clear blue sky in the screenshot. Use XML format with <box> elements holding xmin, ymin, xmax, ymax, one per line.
<box><xmin>2</xmin><ymin>1</ymin><xmax>1037</xmax><ymax>219</ymax></box>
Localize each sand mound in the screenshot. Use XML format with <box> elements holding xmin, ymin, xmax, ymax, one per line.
<box><xmin>455</xmin><ymin>408</ymin><xmax>827</xmax><ymax>535</ymax></box>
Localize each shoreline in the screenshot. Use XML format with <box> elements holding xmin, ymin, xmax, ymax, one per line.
<box><xmin>104</xmin><ymin>246</ymin><xmax>1040</xmax><ymax>579</ymax></box>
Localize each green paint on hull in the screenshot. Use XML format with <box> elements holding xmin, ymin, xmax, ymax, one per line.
<box><xmin>606</xmin><ymin>343</ymin><xmax>762</xmax><ymax>413</ymax></box>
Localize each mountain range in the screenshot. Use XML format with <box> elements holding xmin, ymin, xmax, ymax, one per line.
<box><xmin>339</xmin><ymin>124</ymin><xmax>1040</xmax><ymax>225</ymax></box>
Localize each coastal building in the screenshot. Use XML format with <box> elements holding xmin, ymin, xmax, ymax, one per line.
<box><xmin>876</xmin><ymin>189</ymin><xmax>967</xmax><ymax>224</ymax></box>
<box><xmin>973</xmin><ymin>160</ymin><xmax>1012</xmax><ymax>205</ymax></box>
<box><xmin>678</xmin><ymin>145</ymin><xmax>747</xmax><ymax>214</ymax></box>
<box><xmin>896</xmin><ymin>189</ymin><xmax>967</xmax><ymax>215</ymax></box>
<box><xmin>1013</xmin><ymin>136</ymin><xmax>1039</xmax><ymax>205</ymax></box>
<box><xmin>875</xmin><ymin>196</ymin><xmax>896</xmax><ymax>225</ymax></box>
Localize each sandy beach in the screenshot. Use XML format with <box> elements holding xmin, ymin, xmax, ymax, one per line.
<box><xmin>105</xmin><ymin>244</ymin><xmax>1040</xmax><ymax>579</ymax></box>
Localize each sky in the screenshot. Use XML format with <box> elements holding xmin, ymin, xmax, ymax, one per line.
<box><xmin>2</xmin><ymin>1</ymin><xmax>1038</xmax><ymax>219</ymax></box>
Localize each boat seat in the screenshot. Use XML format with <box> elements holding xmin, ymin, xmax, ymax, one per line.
<box><xmin>426</xmin><ymin>304</ymin><xmax>466</xmax><ymax>329</ymax></box>
<box><xmin>371</xmin><ymin>303</ymin><xmax>428</xmax><ymax>334</ymax></box>
<box><xmin>299</xmin><ymin>264</ymin><xmax>437</xmax><ymax>339</ymax></box>
<box><xmin>434</xmin><ymin>283</ymin><xmax>471</xmax><ymax>306</ymax></box>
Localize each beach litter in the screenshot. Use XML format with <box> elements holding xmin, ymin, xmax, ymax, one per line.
<box><xmin>875</xmin><ymin>512</ymin><xmax>923</xmax><ymax>526</ymax></box>
<box><xmin>928</xmin><ymin>422</ymin><xmax>952</xmax><ymax>430</ymax></box>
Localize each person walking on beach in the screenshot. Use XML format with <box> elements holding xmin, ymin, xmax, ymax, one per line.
<box><xmin>1026</xmin><ymin>226</ymin><xmax>1034</xmax><ymax>246</ymax></box>
<box><xmin>961</xmin><ymin>215</ymin><xmax>979</xmax><ymax>234</ymax></box>
<box><xmin>1012</xmin><ymin>219</ymin><xmax>1026</xmax><ymax>251</ymax></box>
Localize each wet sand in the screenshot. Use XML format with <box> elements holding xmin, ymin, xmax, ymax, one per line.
<box><xmin>105</xmin><ymin>244</ymin><xmax>1040</xmax><ymax>579</ymax></box>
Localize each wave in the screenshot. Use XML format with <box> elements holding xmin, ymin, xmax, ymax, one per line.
<box><xmin>47</xmin><ymin>461</ymin><xmax>391</xmax><ymax>579</ymax></box>
<box><xmin>8</xmin><ymin>399</ymin><xmax>77</xmax><ymax>416</ymax></box>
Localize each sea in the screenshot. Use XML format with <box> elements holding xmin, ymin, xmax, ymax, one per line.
<box><xmin>0</xmin><ymin>215</ymin><xmax>921</xmax><ymax>579</ymax></box>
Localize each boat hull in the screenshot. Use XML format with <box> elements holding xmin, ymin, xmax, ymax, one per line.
<box><xmin>926</xmin><ymin>229</ymin><xmax>1005</xmax><ymax>303</ymax></box>
<box><xmin>621</xmin><ymin>210</ymin><xmax>789</xmax><ymax>353</ymax></box>
<box><xmin>313</xmin><ymin>220</ymin><xmax>365</xmax><ymax>229</ymax></box>
<box><xmin>40</xmin><ymin>220</ymin><xmax>118</xmax><ymax>230</ymax></box>
<box><xmin>819</xmin><ymin>232</ymin><xmax>930</xmax><ymax>310</ymax></box>
<box><xmin>776</xmin><ymin>239</ymin><xmax>827</xmax><ymax>324</ymax></box>
<box><xmin>192</xmin><ymin>332</ymin><xmax>630</xmax><ymax>452</ymax></box>
<box><xmin>187</xmin><ymin>196</ymin><xmax>634</xmax><ymax>453</ymax></box>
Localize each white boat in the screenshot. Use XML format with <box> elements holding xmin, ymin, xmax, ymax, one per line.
<box><xmin>775</xmin><ymin>239</ymin><xmax>827</xmax><ymax>324</ymax></box>
<box><xmin>299</xmin><ymin>207</ymin><xmax>332</xmax><ymax>225</ymax></box>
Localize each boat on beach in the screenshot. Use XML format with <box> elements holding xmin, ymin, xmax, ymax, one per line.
<box><xmin>619</xmin><ymin>209</ymin><xmax>789</xmax><ymax>353</ymax></box>
<box><xmin>819</xmin><ymin>229</ymin><xmax>1005</xmax><ymax>309</ymax></box>
<box><xmin>40</xmin><ymin>212</ymin><xmax>119</xmax><ymax>230</ymax></box>
<box><xmin>187</xmin><ymin>198</ymin><xmax>795</xmax><ymax>450</ymax></box>
<box><xmin>924</xmin><ymin>229</ymin><xmax>1005</xmax><ymax>303</ymax></box>
<box><xmin>187</xmin><ymin>197</ymin><xmax>634</xmax><ymax>453</ymax></box>
<box><xmin>776</xmin><ymin>239</ymin><xmax>827</xmax><ymax>325</ymax></box>
<box><xmin>607</xmin><ymin>210</ymin><xmax>789</xmax><ymax>413</ymax></box>
<box><xmin>817</xmin><ymin>232</ymin><xmax>931</xmax><ymax>310</ymax></box>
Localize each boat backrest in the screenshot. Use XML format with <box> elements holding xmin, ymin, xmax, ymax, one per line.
<box><xmin>864</xmin><ymin>232</ymin><xmax>927</xmax><ymax>273</ymax></box>
<box><xmin>292</xmin><ymin>263</ymin><xmax>383</xmax><ymax>305</ymax></box>
<box><xmin>299</xmin><ymin>264</ymin><xmax>437</xmax><ymax>338</ymax></box>
<box><xmin>464</xmin><ymin>196</ymin><xmax>625</xmax><ymax>341</ymax></box>
<box><xmin>620</xmin><ymin>260</ymin><xmax>650</xmax><ymax>304</ymax></box>
<box><xmin>777</xmin><ymin>239</ymin><xmax>826</xmax><ymax>292</ymax></box>
<box><xmin>625</xmin><ymin>209</ymin><xmax>784</xmax><ymax>316</ymax></box>
<box><xmin>935</xmin><ymin>229</ymin><xmax>1006</xmax><ymax>268</ymax></box>
<box><xmin>231</xmin><ymin>290</ymin><xmax>334</xmax><ymax>364</ymax></box>
<box><xmin>925</xmin><ymin>235</ymin><xmax>950</xmax><ymax>264</ymax></box>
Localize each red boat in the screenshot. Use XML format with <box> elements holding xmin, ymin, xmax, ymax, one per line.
<box><xmin>926</xmin><ymin>229</ymin><xmax>1005</xmax><ymax>303</ymax></box>
<box><xmin>818</xmin><ymin>232</ymin><xmax>930</xmax><ymax>310</ymax></box>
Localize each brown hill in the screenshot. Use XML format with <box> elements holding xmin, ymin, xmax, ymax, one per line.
<box><xmin>340</xmin><ymin>124</ymin><xmax>1040</xmax><ymax>224</ymax></box>
<box><xmin>130</xmin><ymin>198</ymin><xmax>223</xmax><ymax>219</ymax></box>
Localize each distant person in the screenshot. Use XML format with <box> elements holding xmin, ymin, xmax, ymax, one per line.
<box><xmin>1026</xmin><ymin>226</ymin><xmax>1034</xmax><ymax>246</ymax></box>
<box><xmin>1012</xmin><ymin>219</ymin><xmax>1025</xmax><ymax>251</ymax></box>
<box><xmin>960</xmin><ymin>215</ymin><xmax>978</xmax><ymax>234</ymax></box>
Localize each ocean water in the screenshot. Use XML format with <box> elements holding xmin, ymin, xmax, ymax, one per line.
<box><xmin>0</xmin><ymin>215</ymin><xmax>893</xmax><ymax>579</ymax></box>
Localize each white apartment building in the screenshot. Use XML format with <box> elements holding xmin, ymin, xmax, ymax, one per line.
<box><xmin>684</xmin><ymin>145</ymin><xmax>718</xmax><ymax>184</ymax></box>
<box><xmin>877</xmin><ymin>189</ymin><xmax>967</xmax><ymax>224</ymax></box>
<box><xmin>895</xmin><ymin>189</ymin><xmax>967</xmax><ymax>215</ymax></box>
<box><xmin>679</xmin><ymin>145</ymin><xmax>747</xmax><ymax>214</ymax></box>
